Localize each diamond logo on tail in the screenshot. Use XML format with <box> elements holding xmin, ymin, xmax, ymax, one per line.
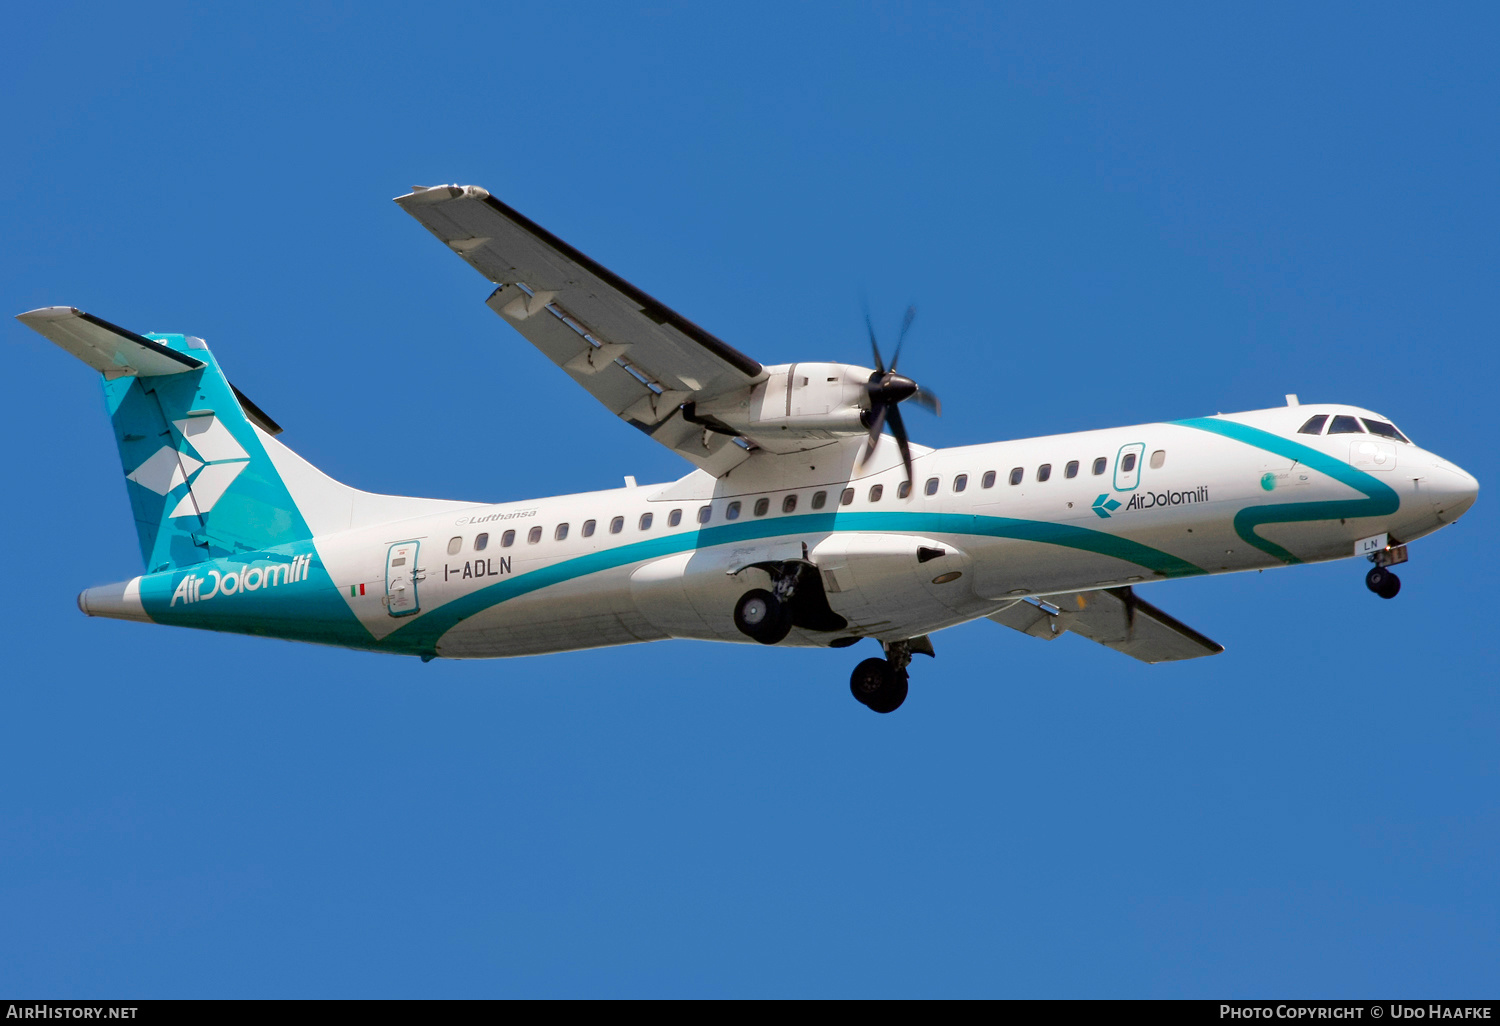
<box><xmin>124</xmin><ymin>413</ymin><xmax>250</xmax><ymax>517</ymax></box>
<box><xmin>1091</xmin><ymin>493</ymin><xmax>1122</xmax><ymax>519</ymax></box>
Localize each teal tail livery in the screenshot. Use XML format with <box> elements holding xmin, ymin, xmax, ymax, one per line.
<box><xmin>16</xmin><ymin>183</ymin><xmax>1481</xmax><ymax>712</ymax></box>
<box><xmin>27</xmin><ymin>307</ymin><xmax>314</xmax><ymax>571</ymax></box>
<box><xmin>17</xmin><ymin>306</ymin><xmax>464</xmax><ymax>653</ymax></box>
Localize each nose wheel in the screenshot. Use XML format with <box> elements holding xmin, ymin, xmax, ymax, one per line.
<box><xmin>1364</xmin><ymin>538</ymin><xmax>1407</xmax><ymax>600</ymax></box>
<box><xmin>1366</xmin><ymin>566</ymin><xmax>1401</xmax><ymax>599</ymax></box>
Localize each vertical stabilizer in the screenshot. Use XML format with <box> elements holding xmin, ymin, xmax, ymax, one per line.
<box><xmin>19</xmin><ymin>308</ymin><xmax>315</xmax><ymax>571</ymax></box>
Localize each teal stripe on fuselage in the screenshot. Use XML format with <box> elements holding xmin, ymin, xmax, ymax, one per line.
<box><xmin>384</xmin><ymin>509</ymin><xmax>1206</xmax><ymax>654</ymax></box>
<box><xmin>1174</xmin><ymin>417</ymin><xmax>1400</xmax><ymax>564</ymax></box>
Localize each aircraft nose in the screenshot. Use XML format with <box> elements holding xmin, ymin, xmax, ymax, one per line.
<box><xmin>1429</xmin><ymin>459</ymin><xmax>1479</xmax><ymax>523</ymax></box>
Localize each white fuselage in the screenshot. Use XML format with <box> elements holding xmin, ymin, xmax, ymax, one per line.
<box><xmin>281</xmin><ymin>402</ymin><xmax>1474</xmax><ymax>660</ymax></box>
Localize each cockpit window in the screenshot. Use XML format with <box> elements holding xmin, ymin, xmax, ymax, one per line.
<box><xmin>1298</xmin><ymin>414</ymin><xmax>1329</xmax><ymax>435</ymax></box>
<box><xmin>1328</xmin><ymin>415</ymin><xmax>1365</xmax><ymax>434</ymax></box>
<box><xmin>1361</xmin><ymin>418</ymin><xmax>1410</xmax><ymax>444</ymax></box>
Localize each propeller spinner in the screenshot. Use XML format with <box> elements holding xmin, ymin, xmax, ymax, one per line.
<box><xmin>860</xmin><ymin>305</ymin><xmax>941</xmax><ymax>484</ymax></box>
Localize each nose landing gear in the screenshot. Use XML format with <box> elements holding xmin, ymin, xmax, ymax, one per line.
<box><xmin>1364</xmin><ymin>536</ymin><xmax>1408</xmax><ymax>600</ymax></box>
<box><xmin>1366</xmin><ymin>566</ymin><xmax>1401</xmax><ymax>599</ymax></box>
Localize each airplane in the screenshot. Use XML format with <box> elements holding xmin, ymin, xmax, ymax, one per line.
<box><xmin>18</xmin><ymin>183</ymin><xmax>1480</xmax><ymax>714</ymax></box>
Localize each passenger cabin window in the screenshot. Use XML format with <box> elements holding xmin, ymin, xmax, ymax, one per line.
<box><xmin>1150</xmin><ymin>450</ymin><xmax>1166</xmax><ymax>469</ymax></box>
<box><xmin>555</xmin><ymin>523</ymin><xmax>569</xmax><ymax>541</ymax></box>
<box><xmin>1065</xmin><ymin>461</ymin><xmax>1079</xmax><ymax>479</ymax></box>
<box><xmin>726</xmin><ymin>501</ymin><xmax>742</xmax><ymax>520</ymax></box>
<box><xmin>698</xmin><ymin>505</ymin><xmax>712</xmax><ymax>524</ymax></box>
<box><xmin>474</xmin><ymin>533</ymin><xmax>489</xmax><ymax>551</ymax></box>
<box><xmin>527</xmin><ymin>526</ymin><xmax>542</xmax><ymax>544</ymax></box>
<box><xmin>1122</xmin><ymin>453</ymin><xmax>1138</xmax><ymax>473</ymax></box>
<box><xmin>869</xmin><ymin>484</ymin><xmax>884</xmax><ymax>502</ymax></box>
<box><xmin>811</xmin><ymin>491</ymin><xmax>827</xmax><ymax>510</ymax></box>
<box><xmin>982</xmin><ymin>471</ymin><xmax>997</xmax><ymax>488</ymax></box>
<box><xmin>754</xmin><ymin>497</ymin><xmax>770</xmax><ymax>516</ymax></box>
<box><xmin>782</xmin><ymin>495</ymin><xmax>797</xmax><ymax>513</ymax></box>
<box><xmin>639</xmin><ymin>512</ymin><xmax>653</xmax><ymax>531</ymax></box>
<box><xmin>1093</xmin><ymin>457</ymin><xmax>1107</xmax><ymax>475</ymax></box>
<box><xmin>502</xmin><ymin>530</ymin><xmax>515</xmax><ymax>547</ymax></box>
<box><xmin>953</xmin><ymin>474</ymin><xmax>967</xmax><ymax>492</ymax></box>
<box><xmin>897</xmin><ymin>481</ymin><xmax>911</xmax><ymax>499</ymax></box>
<box><xmin>610</xmin><ymin>516</ymin><xmax>624</xmax><ymax>534</ymax></box>
<box><xmin>841</xmin><ymin>488</ymin><xmax>855</xmax><ymax>506</ymax></box>
<box><xmin>668</xmin><ymin>509</ymin><xmax>683</xmax><ymax>527</ymax></box>
<box><xmin>1362</xmin><ymin>418</ymin><xmax>1410</xmax><ymax>443</ymax></box>
<box><xmin>582</xmin><ymin>520</ymin><xmax>596</xmax><ymax>538</ymax></box>
<box><xmin>447</xmin><ymin>536</ymin><xmax>462</xmax><ymax>555</ymax></box>
<box><xmin>1329</xmin><ymin>415</ymin><xmax>1365</xmax><ymax>434</ymax></box>
<box><xmin>1009</xmin><ymin>467</ymin><xmax>1023</xmax><ymax>486</ymax></box>
<box><xmin>1037</xmin><ymin>464</ymin><xmax>1051</xmax><ymax>483</ymax></box>
<box><xmin>1298</xmin><ymin>414</ymin><xmax>1329</xmax><ymax>435</ymax></box>
<box><xmin>925</xmin><ymin>477</ymin><xmax>940</xmax><ymax>496</ymax></box>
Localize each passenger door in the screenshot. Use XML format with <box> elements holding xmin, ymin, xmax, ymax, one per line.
<box><xmin>386</xmin><ymin>541</ymin><xmax>421</xmax><ymax>617</ymax></box>
<box><xmin>1114</xmin><ymin>442</ymin><xmax>1146</xmax><ymax>492</ymax></box>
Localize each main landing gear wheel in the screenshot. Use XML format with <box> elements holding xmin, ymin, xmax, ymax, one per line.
<box><xmin>849</xmin><ymin>657</ymin><xmax>909</xmax><ymax>714</ymax></box>
<box><xmin>1366</xmin><ymin>566</ymin><xmax>1401</xmax><ymax>600</ymax></box>
<box><xmin>734</xmin><ymin>588</ymin><xmax>793</xmax><ymax>645</ymax></box>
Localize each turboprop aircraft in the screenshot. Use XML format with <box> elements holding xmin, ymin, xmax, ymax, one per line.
<box><xmin>19</xmin><ymin>184</ymin><xmax>1479</xmax><ymax>713</ymax></box>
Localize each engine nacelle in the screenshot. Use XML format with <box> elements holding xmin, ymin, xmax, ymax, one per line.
<box><xmin>693</xmin><ymin>362</ymin><xmax>871</xmax><ymax>440</ymax></box>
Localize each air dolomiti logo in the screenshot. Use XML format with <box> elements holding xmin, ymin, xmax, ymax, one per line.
<box><xmin>1092</xmin><ymin>486</ymin><xmax>1209</xmax><ymax>519</ymax></box>
<box><xmin>170</xmin><ymin>554</ymin><xmax>313</xmax><ymax>606</ymax></box>
<box><xmin>125</xmin><ymin>413</ymin><xmax>251</xmax><ymax>518</ymax></box>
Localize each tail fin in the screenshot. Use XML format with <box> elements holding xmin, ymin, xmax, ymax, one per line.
<box><xmin>19</xmin><ymin>307</ymin><xmax>316</xmax><ymax>571</ymax></box>
<box><xmin>21</xmin><ymin>307</ymin><xmax>473</xmax><ymax>573</ymax></box>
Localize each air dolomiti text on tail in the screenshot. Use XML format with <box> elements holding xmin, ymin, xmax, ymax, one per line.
<box><xmin>19</xmin><ymin>184</ymin><xmax>1479</xmax><ymax>713</ymax></box>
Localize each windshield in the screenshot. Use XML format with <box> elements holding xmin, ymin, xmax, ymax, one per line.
<box><xmin>1361</xmin><ymin>418</ymin><xmax>1411</xmax><ymax>444</ymax></box>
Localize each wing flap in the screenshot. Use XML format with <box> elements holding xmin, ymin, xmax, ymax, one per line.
<box><xmin>989</xmin><ymin>586</ymin><xmax>1223</xmax><ymax>663</ymax></box>
<box><xmin>17</xmin><ymin>307</ymin><xmax>204</xmax><ymax>377</ymax></box>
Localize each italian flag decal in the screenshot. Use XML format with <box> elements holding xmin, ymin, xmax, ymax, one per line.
<box><xmin>350</xmin><ymin>583</ymin><xmax>367</xmax><ymax>596</ymax></box>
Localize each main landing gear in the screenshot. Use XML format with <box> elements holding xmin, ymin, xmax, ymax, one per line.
<box><xmin>732</xmin><ymin>558</ymin><xmax>848</xmax><ymax>646</ymax></box>
<box><xmin>848</xmin><ymin>638</ymin><xmax>933</xmax><ymax>714</ymax></box>
<box><xmin>730</xmin><ymin>560</ymin><xmax>929</xmax><ymax>714</ymax></box>
<box><xmin>850</xmin><ymin>657</ymin><xmax>908</xmax><ymax>714</ymax></box>
<box><xmin>733</xmin><ymin>588</ymin><xmax>793</xmax><ymax>644</ymax></box>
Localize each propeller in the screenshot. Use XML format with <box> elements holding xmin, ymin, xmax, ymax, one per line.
<box><xmin>860</xmin><ymin>304</ymin><xmax>942</xmax><ymax>484</ymax></box>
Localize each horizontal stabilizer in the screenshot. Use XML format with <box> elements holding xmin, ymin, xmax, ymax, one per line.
<box><xmin>16</xmin><ymin>306</ymin><xmax>204</xmax><ymax>378</ymax></box>
<box><xmin>989</xmin><ymin>586</ymin><xmax>1223</xmax><ymax>663</ymax></box>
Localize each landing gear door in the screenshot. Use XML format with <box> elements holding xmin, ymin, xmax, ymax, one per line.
<box><xmin>1114</xmin><ymin>442</ymin><xmax>1146</xmax><ymax>492</ymax></box>
<box><xmin>386</xmin><ymin>541</ymin><xmax>420</xmax><ymax>617</ymax></box>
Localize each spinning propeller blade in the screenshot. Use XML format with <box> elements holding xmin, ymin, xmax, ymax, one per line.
<box><xmin>857</xmin><ymin>304</ymin><xmax>940</xmax><ymax>483</ymax></box>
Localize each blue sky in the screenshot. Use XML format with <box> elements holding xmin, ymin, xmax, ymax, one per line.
<box><xmin>2</xmin><ymin>2</ymin><xmax>1496</xmax><ymax>997</ymax></box>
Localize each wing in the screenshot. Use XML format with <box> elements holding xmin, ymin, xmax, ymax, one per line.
<box><xmin>395</xmin><ymin>185</ymin><xmax>766</xmax><ymax>475</ymax></box>
<box><xmin>988</xmin><ymin>586</ymin><xmax>1223</xmax><ymax>663</ymax></box>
